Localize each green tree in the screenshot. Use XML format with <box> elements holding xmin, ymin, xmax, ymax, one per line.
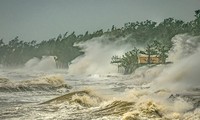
<box><xmin>111</xmin><ymin>47</ymin><xmax>139</xmax><ymax>74</ymax></box>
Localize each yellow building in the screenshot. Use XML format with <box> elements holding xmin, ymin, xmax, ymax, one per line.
<box><xmin>138</xmin><ymin>54</ymin><xmax>161</xmax><ymax>64</ymax></box>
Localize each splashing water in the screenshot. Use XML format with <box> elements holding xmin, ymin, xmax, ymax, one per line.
<box><xmin>168</xmin><ymin>34</ymin><xmax>200</xmax><ymax>62</ymax></box>
<box><xmin>151</xmin><ymin>34</ymin><xmax>200</xmax><ymax>92</ymax></box>
<box><xmin>68</xmin><ymin>36</ymin><xmax>133</xmax><ymax>75</ymax></box>
<box><xmin>25</xmin><ymin>56</ymin><xmax>57</xmax><ymax>71</ymax></box>
<box><xmin>0</xmin><ymin>34</ymin><xmax>200</xmax><ymax>120</ymax></box>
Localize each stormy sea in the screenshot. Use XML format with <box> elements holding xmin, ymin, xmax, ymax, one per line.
<box><xmin>0</xmin><ymin>34</ymin><xmax>200</xmax><ymax>120</ymax></box>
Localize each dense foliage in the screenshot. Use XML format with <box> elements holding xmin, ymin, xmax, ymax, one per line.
<box><xmin>0</xmin><ymin>10</ymin><xmax>199</xmax><ymax>68</ymax></box>
<box><xmin>111</xmin><ymin>40</ymin><xmax>169</xmax><ymax>74</ymax></box>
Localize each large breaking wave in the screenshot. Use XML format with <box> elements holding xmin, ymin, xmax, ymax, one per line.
<box><xmin>0</xmin><ymin>75</ymin><xmax>71</xmax><ymax>92</ymax></box>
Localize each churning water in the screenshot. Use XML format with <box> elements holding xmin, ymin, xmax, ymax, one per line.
<box><xmin>0</xmin><ymin>34</ymin><xmax>200</xmax><ymax>120</ymax></box>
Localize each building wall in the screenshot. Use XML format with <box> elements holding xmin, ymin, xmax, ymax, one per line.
<box><xmin>138</xmin><ymin>56</ymin><xmax>160</xmax><ymax>64</ymax></box>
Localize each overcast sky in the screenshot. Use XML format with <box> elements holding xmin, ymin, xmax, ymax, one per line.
<box><xmin>0</xmin><ymin>0</ymin><xmax>200</xmax><ymax>42</ymax></box>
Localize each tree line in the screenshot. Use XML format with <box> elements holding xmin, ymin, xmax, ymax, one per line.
<box><xmin>0</xmin><ymin>10</ymin><xmax>199</xmax><ymax>68</ymax></box>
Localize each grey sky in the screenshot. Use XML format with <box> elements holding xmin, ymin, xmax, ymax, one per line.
<box><xmin>0</xmin><ymin>0</ymin><xmax>200</xmax><ymax>42</ymax></box>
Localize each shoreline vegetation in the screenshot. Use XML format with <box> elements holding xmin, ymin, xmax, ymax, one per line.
<box><xmin>0</xmin><ymin>10</ymin><xmax>199</xmax><ymax>70</ymax></box>
<box><xmin>111</xmin><ymin>40</ymin><xmax>169</xmax><ymax>74</ymax></box>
